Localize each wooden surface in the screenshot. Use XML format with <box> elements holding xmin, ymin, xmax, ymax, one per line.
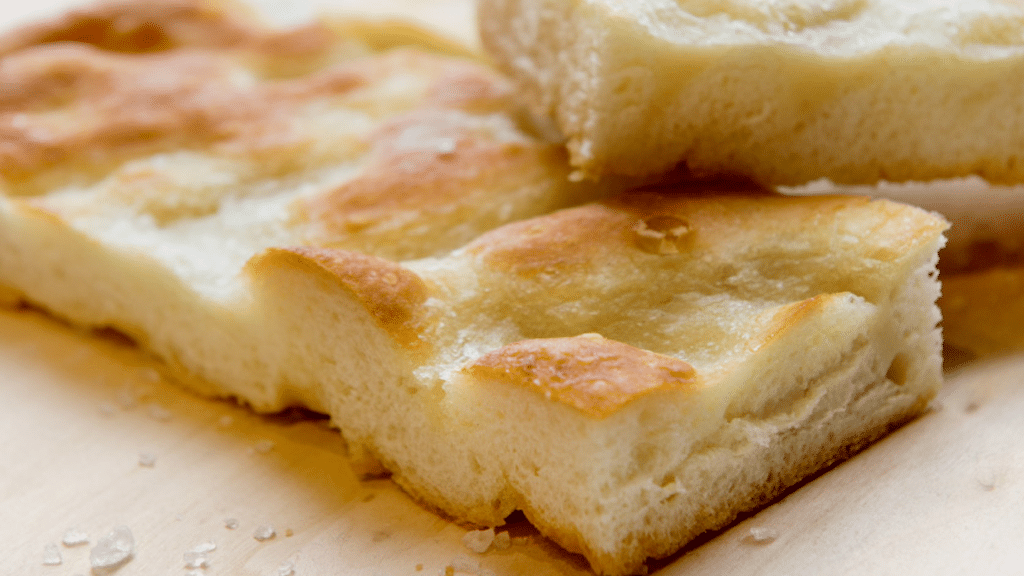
<box><xmin>4</xmin><ymin>1</ymin><xmax>1024</xmax><ymax>575</ymax></box>
<box><xmin>4</xmin><ymin>303</ymin><xmax>1024</xmax><ymax>576</ymax></box>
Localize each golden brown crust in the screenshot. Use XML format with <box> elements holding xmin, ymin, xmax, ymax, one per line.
<box><xmin>748</xmin><ymin>293</ymin><xmax>838</xmax><ymax>353</ymax></box>
<box><xmin>0</xmin><ymin>1</ymin><xmax>487</xmax><ymax>191</ymax></box>
<box><xmin>248</xmin><ymin>247</ymin><xmax>430</xmax><ymax>350</ymax></box>
<box><xmin>303</xmin><ymin>125</ymin><xmax>563</xmax><ymax>239</ymax></box>
<box><xmin>463</xmin><ymin>334</ymin><xmax>697</xmax><ymax>418</ymax></box>
<box><xmin>0</xmin><ymin>0</ymin><xmax>260</xmax><ymax>56</ymax></box>
<box><xmin>469</xmin><ymin>183</ymin><xmax>948</xmax><ymax>283</ymax></box>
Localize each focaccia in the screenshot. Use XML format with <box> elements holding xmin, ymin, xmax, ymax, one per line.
<box><xmin>478</xmin><ymin>0</ymin><xmax>1024</xmax><ymax>185</ymax></box>
<box><xmin>0</xmin><ymin>2</ymin><xmax>948</xmax><ymax>575</ymax></box>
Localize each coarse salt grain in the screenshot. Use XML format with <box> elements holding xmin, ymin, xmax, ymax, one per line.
<box><xmin>462</xmin><ymin>528</ymin><xmax>495</xmax><ymax>554</ymax></box>
<box><xmin>253</xmin><ymin>525</ymin><xmax>276</xmax><ymax>541</ymax></box>
<box><xmin>90</xmin><ymin>526</ymin><xmax>134</xmax><ymax>569</ymax></box>
<box><xmin>224</xmin><ymin>518</ymin><xmax>239</xmax><ymax>530</ymax></box>
<box><xmin>217</xmin><ymin>415</ymin><xmax>234</xmax><ymax>428</ymax></box>
<box><xmin>138</xmin><ymin>452</ymin><xmax>156</xmax><ymax>467</ymax></box>
<box><xmin>62</xmin><ymin>527</ymin><xmax>89</xmax><ymax>547</ymax></box>
<box><xmin>183</xmin><ymin>552</ymin><xmax>209</xmax><ymax>569</ymax></box>
<box><xmin>277</xmin><ymin>560</ymin><xmax>296</xmax><ymax>576</ymax></box>
<box><xmin>42</xmin><ymin>542</ymin><xmax>62</xmax><ymax>565</ymax></box>
<box><xmin>190</xmin><ymin>541</ymin><xmax>216</xmax><ymax>554</ymax></box>
<box><xmin>745</xmin><ymin>526</ymin><xmax>778</xmax><ymax>544</ymax></box>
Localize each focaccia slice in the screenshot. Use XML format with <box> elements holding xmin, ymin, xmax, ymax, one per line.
<box><xmin>0</xmin><ymin>2</ymin><xmax>948</xmax><ymax>575</ymax></box>
<box><xmin>478</xmin><ymin>0</ymin><xmax>1024</xmax><ymax>185</ymax></box>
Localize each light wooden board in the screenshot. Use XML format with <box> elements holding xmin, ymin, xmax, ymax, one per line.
<box><xmin>4</xmin><ymin>1</ymin><xmax>1024</xmax><ymax>575</ymax></box>
<box><xmin>4</xmin><ymin>303</ymin><xmax>1024</xmax><ymax>575</ymax></box>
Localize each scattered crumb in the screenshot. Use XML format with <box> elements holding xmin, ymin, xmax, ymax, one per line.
<box><xmin>217</xmin><ymin>415</ymin><xmax>234</xmax><ymax>428</ymax></box>
<box><xmin>138</xmin><ymin>452</ymin><xmax>157</xmax><ymax>467</ymax></box>
<box><xmin>510</xmin><ymin>536</ymin><xmax>532</xmax><ymax>546</ymax></box>
<box><xmin>97</xmin><ymin>402</ymin><xmax>117</xmax><ymax>417</ymax></box>
<box><xmin>491</xmin><ymin>531</ymin><xmax>511</xmax><ymax>551</ymax></box>
<box><xmin>362</xmin><ymin>493</ymin><xmax>376</xmax><ymax>503</ymax></box>
<box><xmin>416</xmin><ymin>564</ymin><xmax>424</xmax><ymax>571</ymax></box>
<box><xmin>186</xmin><ymin>571</ymin><xmax>204</xmax><ymax>576</ymax></box>
<box><xmin>965</xmin><ymin>401</ymin><xmax>980</xmax><ymax>414</ymax></box>
<box><xmin>744</xmin><ymin>526</ymin><xmax>778</xmax><ymax>545</ymax></box>
<box><xmin>147</xmin><ymin>403</ymin><xmax>172</xmax><ymax>422</ymax></box>
<box><xmin>175</xmin><ymin>514</ymin><xmax>184</xmax><ymax>521</ymax></box>
<box><xmin>62</xmin><ymin>527</ymin><xmax>89</xmax><ymax>547</ymax></box>
<box><xmin>253</xmin><ymin>525</ymin><xmax>276</xmax><ymax>542</ymax></box>
<box><xmin>224</xmin><ymin>518</ymin><xmax>239</xmax><ymax>530</ymax></box>
<box><xmin>285</xmin><ymin>528</ymin><xmax>294</xmax><ymax>537</ymax></box>
<box><xmin>462</xmin><ymin>528</ymin><xmax>495</xmax><ymax>554</ymax></box>
<box><xmin>90</xmin><ymin>526</ymin><xmax>134</xmax><ymax>569</ymax></box>
<box><xmin>42</xmin><ymin>542</ymin><xmax>62</xmax><ymax>565</ymax></box>
<box><xmin>277</xmin><ymin>560</ymin><xmax>296</xmax><ymax>576</ymax></box>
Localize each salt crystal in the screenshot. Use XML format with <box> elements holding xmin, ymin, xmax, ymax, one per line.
<box><xmin>97</xmin><ymin>402</ymin><xmax>117</xmax><ymax>417</ymax></box>
<box><xmin>183</xmin><ymin>552</ymin><xmax>209</xmax><ymax>569</ymax></box>
<box><xmin>491</xmin><ymin>531</ymin><xmax>511</xmax><ymax>551</ymax></box>
<box><xmin>42</xmin><ymin>542</ymin><xmax>62</xmax><ymax>565</ymax></box>
<box><xmin>253</xmin><ymin>440</ymin><xmax>275</xmax><ymax>454</ymax></box>
<box><xmin>277</xmin><ymin>560</ymin><xmax>296</xmax><ymax>576</ymax></box>
<box><xmin>190</xmin><ymin>541</ymin><xmax>216</xmax><ymax>554</ymax></box>
<box><xmin>186</xmin><ymin>571</ymin><xmax>204</xmax><ymax>576</ymax></box>
<box><xmin>745</xmin><ymin>526</ymin><xmax>778</xmax><ymax>544</ymax></box>
<box><xmin>462</xmin><ymin>528</ymin><xmax>495</xmax><ymax>554</ymax></box>
<box><xmin>138</xmin><ymin>452</ymin><xmax>156</xmax><ymax>467</ymax></box>
<box><xmin>253</xmin><ymin>525</ymin><xmax>276</xmax><ymax>541</ymax></box>
<box><xmin>224</xmin><ymin>518</ymin><xmax>239</xmax><ymax>530</ymax></box>
<box><xmin>62</xmin><ymin>527</ymin><xmax>89</xmax><ymax>547</ymax></box>
<box><xmin>147</xmin><ymin>403</ymin><xmax>172</xmax><ymax>421</ymax></box>
<box><xmin>90</xmin><ymin>526</ymin><xmax>134</xmax><ymax>569</ymax></box>
<box><xmin>217</xmin><ymin>415</ymin><xmax>234</xmax><ymax>428</ymax></box>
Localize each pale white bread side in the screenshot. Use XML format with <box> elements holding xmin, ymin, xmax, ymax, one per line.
<box><xmin>479</xmin><ymin>0</ymin><xmax>1024</xmax><ymax>185</ymax></box>
<box><xmin>0</xmin><ymin>3</ymin><xmax>948</xmax><ymax>575</ymax></box>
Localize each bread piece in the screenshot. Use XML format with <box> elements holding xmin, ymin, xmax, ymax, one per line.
<box><xmin>0</xmin><ymin>3</ymin><xmax>949</xmax><ymax>575</ymax></box>
<box><xmin>787</xmin><ymin>177</ymin><xmax>1024</xmax><ymax>357</ymax></box>
<box><xmin>479</xmin><ymin>0</ymin><xmax>1024</xmax><ymax>185</ymax></box>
